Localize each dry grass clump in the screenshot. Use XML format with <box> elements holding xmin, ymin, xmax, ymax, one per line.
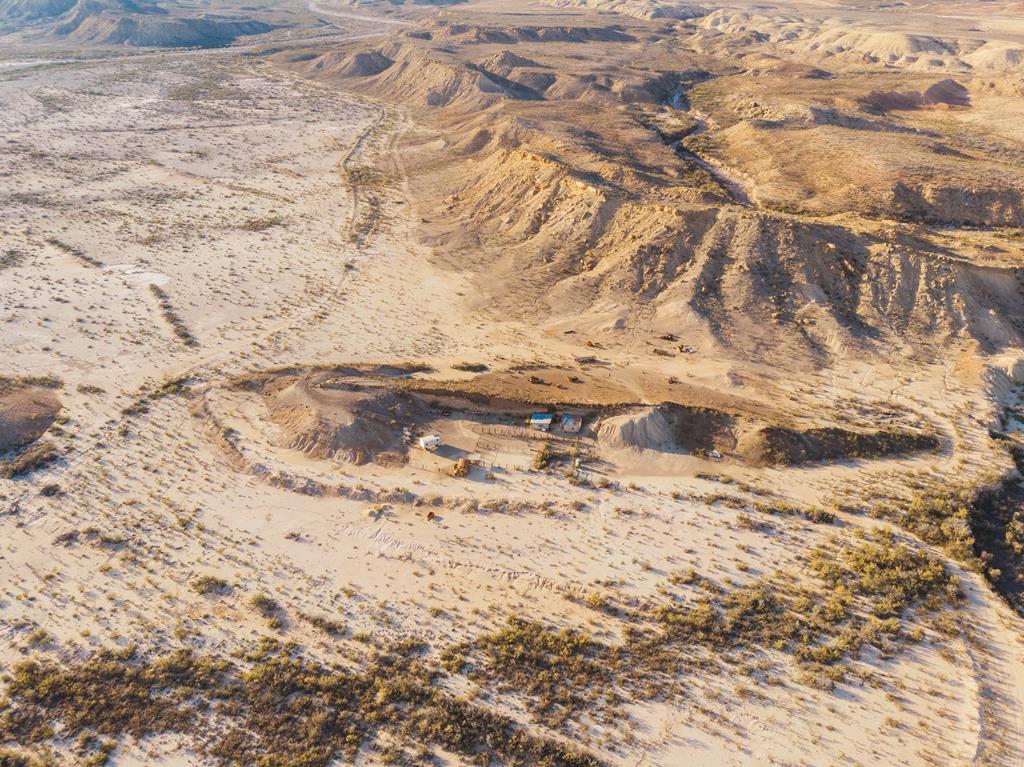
<box><xmin>864</xmin><ymin>456</ymin><xmax>1024</xmax><ymax>616</ymax></box>
<box><xmin>346</xmin><ymin>165</ymin><xmax>385</xmax><ymax>186</ymax></box>
<box><xmin>810</xmin><ymin>529</ymin><xmax>960</xmax><ymax>617</ymax></box>
<box><xmin>2</xmin><ymin>647</ymin><xmax>227</xmax><ymax>744</ymax></box>
<box><xmin>120</xmin><ymin>376</ymin><xmax>190</xmax><ymax>417</ymax></box>
<box><xmin>0</xmin><ymin>748</ymin><xmax>49</xmax><ymax>767</ymax></box>
<box><xmin>0</xmin><ymin>249</ymin><xmax>25</xmax><ymax>270</ymax></box>
<box><xmin>249</xmin><ymin>593</ymin><xmax>279</xmax><ymax>618</ymax></box>
<box><xmin>871</xmin><ymin>488</ymin><xmax>977</xmax><ymax>562</ymax></box>
<box><xmin>298</xmin><ymin>612</ymin><xmax>346</xmax><ymax>637</ymax></box>
<box><xmin>0</xmin><ymin>442</ymin><xmax>58</xmax><ymax>479</ymax></box>
<box><xmin>190</xmin><ymin>575</ymin><xmax>230</xmax><ymax>595</ymax></box>
<box><xmin>0</xmin><ymin>376</ymin><xmax>61</xmax><ymax>395</ymax></box>
<box><xmin>239</xmin><ymin>216</ymin><xmax>283</xmax><ymax>232</ymax></box>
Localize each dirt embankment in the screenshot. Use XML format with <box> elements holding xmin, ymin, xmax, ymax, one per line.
<box><xmin>233</xmin><ymin>366</ymin><xmax>434</xmax><ymax>466</ymax></box>
<box><xmin>597</xmin><ymin>402</ymin><xmax>939</xmax><ymax>466</ymax></box>
<box><xmin>735</xmin><ymin>425</ymin><xmax>940</xmax><ymax>466</ymax></box>
<box><xmin>270</xmin><ymin>382</ymin><xmax>422</xmax><ymax>466</ymax></box>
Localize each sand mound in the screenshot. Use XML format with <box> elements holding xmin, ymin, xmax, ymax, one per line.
<box><xmin>0</xmin><ymin>386</ymin><xmax>61</xmax><ymax>454</ymax></box>
<box><xmin>479</xmin><ymin>51</ymin><xmax>544</xmax><ymax>77</ymax></box>
<box><xmin>63</xmin><ymin>13</ymin><xmax>273</xmax><ymax>47</ymax></box>
<box><xmin>335</xmin><ymin>51</ymin><xmax>394</xmax><ymax>78</ymax></box>
<box><xmin>308</xmin><ymin>50</ymin><xmax>394</xmax><ymax>78</ymax></box>
<box><xmin>473</xmin><ymin>51</ymin><xmax>556</xmax><ymax>98</ymax></box>
<box><xmin>268</xmin><ymin>381</ymin><xmax>423</xmax><ymax>465</ymax></box>
<box><xmin>598</xmin><ymin>406</ymin><xmax>676</xmax><ymax>451</ymax></box>
<box><xmin>343</xmin><ymin>44</ymin><xmax>509</xmax><ymax>109</ymax></box>
<box><xmin>922</xmin><ymin>79</ymin><xmax>971</xmax><ymax>107</ymax></box>
<box><xmin>809</xmin><ymin>30</ymin><xmax>954</xmax><ymax>63</ymax></box>
<box><xmin>597</xmin><ymin>404</ymin><xmax>735</xmax><ymax>454</ymax></box>
<box><xmin>963</xmin><ymin>43</ymin><xmax>1024</xmax><ymax>72</ymax></box>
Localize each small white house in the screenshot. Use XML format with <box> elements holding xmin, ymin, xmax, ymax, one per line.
<box><xmin>418</xmin><ymin>435</ymin><xmax>441</xmax><ymax>451</ymax></box>
<box><xmin>559</xmin><ymin>414</ymin><xmax>583</xmax><ymax>434</ymax></box>
<box><xmin>529</xmin><ymin>413</ymin><xmax>554</xmax><ymax>432</ymax></box>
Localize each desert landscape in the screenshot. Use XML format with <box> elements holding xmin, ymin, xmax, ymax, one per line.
<box><xmin>0</xmin><ymin>0</ymin><xmax>1023</xmax><ymax>765</ymax></box>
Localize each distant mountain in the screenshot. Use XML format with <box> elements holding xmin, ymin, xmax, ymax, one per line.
<box><xmin>0</xmin><ymin>0</ymin><xmax>78</xmax><ymax>21</ymax></box>
<box><xmin>0</xmin><ymin>0</ymin><xmax>274</xmax><ymax>47</ymax></box>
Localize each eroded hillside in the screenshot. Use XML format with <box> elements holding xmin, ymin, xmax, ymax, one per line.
<box><xmin>276</xmin><ymin>3</ymin><xmax>1024</xmax><ymax>371</ymax></box>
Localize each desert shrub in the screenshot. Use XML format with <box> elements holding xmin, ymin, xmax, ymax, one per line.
<box><xmin>239</xmin><ymin>216</ymin><xmax>282</xmax><ymax>232</ymax></box>
<box><xmin>870</xmin><ymin>489</ymin><xmax>976</xmax><ymax>563</ymax></box>
<box><xmin>0</xmin><ymin>442</ymin><xmax>58</xmax><ymax>479</ymax></box>
<box><xmin>533</xmin><ymin>443</ymin><xmax>553</xmax><ymax>470</ymax></box>
<box><xmin>191</xmin><ymin>576</ymin><xmax>230</xmax><ymax>595</ymax></box>
<box><xmin>298</xmin><ymin>613</ymin><xmax>345</xmax><ymax>637</ymax></box>
<box><xmin>803</xmin><ymin>506</ymin><xmax>835</xmax><ymax>524</ymax></box>
<box><xmin>346</xmin><ymin>165</ymin><xmax>385</xmax><ymax>186</ymax></box>
<box><xmin>249</xmin><ymin>593</ymin><xmax>280</xmax><ymax>618</ymax></box>
<box><xmin>754</xmin><ymin>500</ymin><xmax>834</xmax><ymax>524</ymax></box>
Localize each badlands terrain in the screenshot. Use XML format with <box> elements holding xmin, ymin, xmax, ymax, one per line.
<box><xmin>1</xmin><ymin>0</ymin><xmax>1024</xmax><ymax>765</ymax></box>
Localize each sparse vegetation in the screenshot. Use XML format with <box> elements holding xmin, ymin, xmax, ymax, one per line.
<box><xmin>148</xmin><ymin>284</ymin><xmax>197</xmax><ymax>347</ymax></box>
<box><xmin>0</xmin><ymin>644</ymin><xmax>599</xmax><ymax>767</ymax></box>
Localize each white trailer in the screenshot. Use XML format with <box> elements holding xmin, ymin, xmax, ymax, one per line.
<box><xmin>418</xmin><ymin>435</ymin><xmax>441</xmax><ymax>451</ymax></box>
